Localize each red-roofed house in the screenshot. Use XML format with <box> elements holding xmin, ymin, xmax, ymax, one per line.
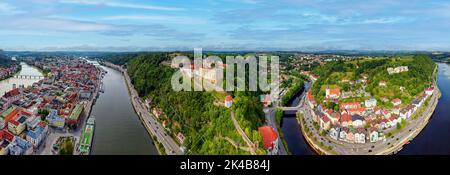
<box><xmin>225</xmin><ymin>95</ymin><xmax>233</xmax><ymax>108</ymax></box>
<box><xmin>326</xmin><ymin>87</ymin><xmax>340</xmax><ymax>99</ymax></box>
<box><xmin>258</xmin><ymin>126</ymin><xmax>279</xmax><ymax>155</ymax></box>
<box><xmin>319</xmin><ymin>114</ymin><xmax>331</xmax><ymax>131</ymax></box>
<box><xmin>306</xmin><ymin>91</ymin><xmax>316</xmax><ymax>108</ymax></box>
<box><xmin>1</xmin><ymin>88</ymin><xmax>21</xmax><ymax>109</ymax></box>
<box><xmin>425</xmin><ymin>87</ymin><xmax>434</xmax><ymax>96</ymax></box>
<box><xmin>392</xmin><ymin>98</ymin><xmax>402</xmax><ymax>106</ymax></box>
<box><xmin>340</xmin><ymin>102</ymin><xmax>361</xmax><ymax>110</ymax></box>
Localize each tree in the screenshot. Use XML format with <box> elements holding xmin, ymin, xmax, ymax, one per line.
<box><xmin>59</xmin><ymin>138</ymin><xmax>74</xmax><ymax>155</ymax></box>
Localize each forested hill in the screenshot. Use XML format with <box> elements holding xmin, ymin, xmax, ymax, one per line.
<box><xmin>0</xmin><ymin>49</ymin><xmax>14</xmax><ymax>67</ymax></box>
<box><xmin>311</xmin><ymin>54</ymin><xmax>436</xmax><ymax>108</ymax></box>
<box><xmin>126</xmin><ymin>53</ymin><xmax>266</xmax><ymax>154</ymax></box>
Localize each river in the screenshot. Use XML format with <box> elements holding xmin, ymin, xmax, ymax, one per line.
<box><xmin>0</xmin><ymin>62</ymin><xmax>43</xmax><ymax>95</ymax></box>
<box><xmin>399</xmin><ymin>63</ymin><xmax>450</xmax><ymax>154</ymax></box>
<box><xmin>89</xmin><ymin>64</ymin><xmax>158</xmax><ymax>155</ymax></box>
<box><xmin>281</xmin><ymin>81</ymin><xmax>315</xmax><ymax>155</ymax></box>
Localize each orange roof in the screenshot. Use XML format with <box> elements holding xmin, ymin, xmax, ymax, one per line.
<box><xmin>307</xmin><ymin>91</ymin><xmax>315</xmax><ymax>101</ymax></box>
<box><xmin>340</xmin><ymin>102</ymin><xmax>361</xmax><ymax>109</ymax></box>
<box><xmin>258</xmin><ymin>126</ymin><xmax>278</xmax><ymax>149</ymax></box>
<box><xmin>4</xmin><ymin>108</ymin><xmax>20</xmax><ymax>123</ymax></box>
<box><xmin>225</xmin><ymin>95</ymin><xmax>233</xmax><ymax>102</ymax></box>
<box><xmin>328</xmin><ymin>88</ymin><xmax>340</xmax><ymax>95</ymax></box>
<box><xmin>348</xmin><ymin>107</ymin><xmax>366</xmax><ymax>113</ymax></box>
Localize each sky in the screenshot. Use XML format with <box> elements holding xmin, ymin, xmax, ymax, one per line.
<box><xmin>1</xmin><ymin>0</ymin><xmax>450</xmax><ymax>51</ymax></box>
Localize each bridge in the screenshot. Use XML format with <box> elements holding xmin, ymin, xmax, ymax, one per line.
<box><xmin>280</xmin><ymin>105</ymin><xmax>301</xmax><ymax>115</ymax></box>
<box><xmin>14</xmin><ymin>75</ymin><xmax>45</xmax><ymax>79</ymax></box>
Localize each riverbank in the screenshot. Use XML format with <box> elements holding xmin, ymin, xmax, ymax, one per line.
<box><xmin>0</xmin><ymin>64</ymin><xmax>21</xmax><ymax>81</ymax></box>
<box><xmin>100</xmin><ymin>61</ymin><xmax>181</xmax><ymax>155</ymax></box>
<box><xmin>296</xmin><ymin>64</ymin><xmax>441</xmax><ymax>155</ymax></box>
<box><xmin>299</xmin><ymin>84</ymin><xmax>440</xmax><ymax>155</ymax></box>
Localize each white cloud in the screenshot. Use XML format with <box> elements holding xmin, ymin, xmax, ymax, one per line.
<box><xmin>0</xmin><ymin>2</ymin><xmax>24</xmax><ymax>15</ymax></box>
<box><xmin>60</xmin><ymin>0</ymin><xmax>184</xmax><ymax>11</ymax></box>
<box><xmin>101</xmin><ymin>15</ymin><xmax>205</xmax><ymax>24</ymax></box>
<box><xmin>1</xmin><ymin>17</ymin><xmax>113</xmax><ymax>32</ymax></box>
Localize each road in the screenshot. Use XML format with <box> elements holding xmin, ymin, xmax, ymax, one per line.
<box><xmin>264</xmin><ymin>106</ymin><xmax>288</xmax><ymax>155</ymax></box>
<box><xmin>104</xmin><ymin>62</ymin><xmax>183</xmax><ymax>155</ymax></box>
<box><xmin>230</xmin><ymin>111</ymin><xmax>256</xmax><ymax>155</ymax></box>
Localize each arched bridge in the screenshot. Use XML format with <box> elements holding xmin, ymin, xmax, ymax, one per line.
<box><xmin>14</xmin><ymin>75</ymin><xmax>45</xmax><ymax>79</ymax></box>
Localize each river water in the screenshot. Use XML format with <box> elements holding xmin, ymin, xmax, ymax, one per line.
<box><xmin>89</xmin><ymin>64</ymin><xmax>158</xmax><ymax>155</ymax></box>
<box><xmin>281</xmin><ymin>81</ymin><xmax>315</xmax><ymax>155</ymax></box>
<box><xmin>399</xmin><ymin>63</ymin><xmax>450</xmax><ymax>154</ymax></box>
<box><xmin>0</xmin><ymin>62</ymin><xmax>43</xmax><ymax>95</ymax></box>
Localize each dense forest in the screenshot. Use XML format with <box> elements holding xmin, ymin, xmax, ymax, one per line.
<box><xmin>310</xmin><ymin>55</ymin><xmax>436</xmax><ymax>107</ymax></box>
<box><xmin>125</xmin><ymin>53</ymin><xmax>266</xmax><ymax>154</ymax></box>
<box><xmin>96</xmin><ymin>52</ymin><xmax>139</xmax><ymax>65</ymax></box>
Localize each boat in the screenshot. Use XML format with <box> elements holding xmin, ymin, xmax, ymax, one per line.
<box><xmin>79</xmin><ymin>116</ymin><xmax>95</xmax><ymax>155</ymax></box>
<box><xmin>99</xmin><ymin>82</ymin><xmax>105</xmax><ymax>93</ymax></box>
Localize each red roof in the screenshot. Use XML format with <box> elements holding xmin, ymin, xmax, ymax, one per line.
<box><xmin>322</xmin><ymin>115</ymin><xmax>330</xmax><ymax>123</ymax></box>
<box><xmin>225</xmin><ymin>95</ymin><xmax>233</xmax><ymax>102</ymax></box>
<box><xmin>328</xmin><ymin>88</ymin><xmax>340</xmax><ymax>96</ymax></box>
<box><xmin>340</xmin><ymin>102</ymin><xmax>361</xmax><ymax>109</ymax></box>
<box><xmin>9</xmin><ymin>120</ymin><xmax>19</xmax><ymax>126</ymax></box>
<box><xmin>258</xmin><ymin>126</ymin><xmax>278</xmax><ymax>149</ymax></box>
<box><xmin>339</xmin><ymin>113</ymin><xmax>352</xmax><ymax>122</ymax></box>
<box><xmin>348</xmin><ymin>107</ymin><xmax>366</xmax><ymax>113</ymax></box>
<box><xmin>4</xmin><ymin>108</ymin><xmax>20</xmax><ymax>123</ymax></box>
<box><xmin>0</xmin><ymin>129</ymin><xmax>14</xmax><ymax>141</ymax></box>
<box><xmin>307</xmin><ymin>91</ymin><xmax>315</xmax><ymax>102</ymax></box>
<box><xmin>3</xmin><ymin>88</ymin><xmax>20</xmax><ymax>98</ymax></box>
<box><xmin>392</xmin><ymin>98</ymin><xmax>401</xmax><ymax>103</ymax></box>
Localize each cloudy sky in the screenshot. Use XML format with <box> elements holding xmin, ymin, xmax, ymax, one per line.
<box><xmin>1</xmin><ymin>0</ymin><xmax>450</xmax><ymax>51</ymax></box>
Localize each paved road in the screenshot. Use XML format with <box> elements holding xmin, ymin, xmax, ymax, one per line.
<box><xmin>230</xmin><ymin>111</ymin><xmax>256</xmax><ymax>155</ymax></box>
<box><xmin>264</xmin><ymin>105</ymin><xmax>288</xmax><ymax>155</ymax></box>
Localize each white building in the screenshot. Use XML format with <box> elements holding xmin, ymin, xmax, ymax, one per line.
<box><xmin>365</xmin><ymin>98</ymin><xmax>377</xmax><ymax>108</ymax></box>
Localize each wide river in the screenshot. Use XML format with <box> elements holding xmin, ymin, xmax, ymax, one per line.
<box><xmin>282</xmin><ymin>62</ymin><xmax>450</xmax><ymax>155</ymax></box>
<box><xmin>90</xmin><ymin>65</ymin><xmax>159</xmax><ymax>155</ymax></box>
<box><xmin>0</xmin><ymin>62</ymin><xmax>43</xmax><ymax>95</ymax></box>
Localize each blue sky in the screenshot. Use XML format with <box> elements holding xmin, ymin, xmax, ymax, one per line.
<box><xmin>1</xmin><ymin>0</ymin><xmax>450</xmax><ymax>51</ymax></box>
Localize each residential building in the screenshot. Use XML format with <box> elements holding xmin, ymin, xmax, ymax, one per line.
<box><xmin>326</xmin><ymin>87</ymin><xmax>340</xmax><ymax>99</ymax></box>
<box><xmin>258</xmin><ymin>126</ymin><xmax>279</xmax><ymax>155</ymax></box>
<box><xmin>354</xmin><ymin>128</ymin><xmax>366</xmax><ymax>144</ymax></box>
<box><xmin>8</xmin><ymin>137</ymin><xmax>33</xmax><ymax>155</ymax></box>
<box><xmin>329</xmin><ymin>127</ymin><xmax>340</xmax><ymax>140</ymax></box>
<box><xmin>8</xmin><ymin>115</ymin><xmax>28</xmax><ymax>135</ymax></box>
<box><xmin>46</xmin><ymin>109</ymin><xmax>65</xmax><ymax>129</ymax></box>
<box><xmin>340</xmin><ymin>102</ymin><xmax>361</xmax><ymax>110</ymax></box>
<box><xmin>392</xmin><ymin>98</ymin><xmax>402</xmax><ymax>106</ymax></box>
<box><xmin>26</xmin><ymin>122</ymin><xmax>48</xmax><ymax>148</ymax></box>
<box><xmin>369</xmin><ymin>127</ymin><xmax>379</xmax><ymax>143</ymax></box>
<box><xmin>225</xmin><ymin>95</ymin><xmax>233</xmax><ymax>108</ymax></box>
<box><xmin>365</xmin><ymin>98</ymin><xmax>377</xmax><ymax>108</ymax></box>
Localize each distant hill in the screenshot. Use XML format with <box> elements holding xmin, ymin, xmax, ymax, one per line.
<box><xmin>0</xmin><ymin>49</ymin><xmax>14</xmax><ymax>67</ymax></box>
